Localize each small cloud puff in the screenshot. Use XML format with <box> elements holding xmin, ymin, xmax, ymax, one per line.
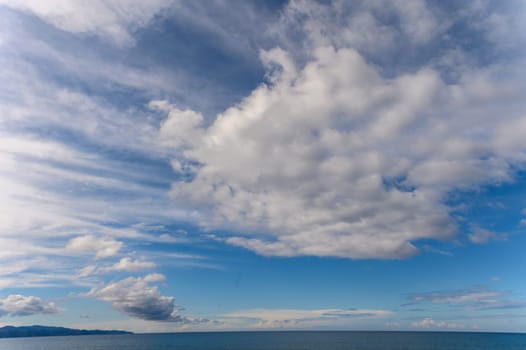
<box><xmin>468</xmin><ymin>227</ymin><xmax>507</xmax><ymax>244</ymax></box>
<box><xmin>111</xmin><ymin>257</ymin><xmax>156</xmax><ymax>272</ymax></box>
<box><xmin>79</xmin><ymin>258</ymin><xmax>156</xmax><ymax>276</ymax></box>
<box><xmin>66</xmin><ymin>235</ymin><xmax>123</xmax><ymax>259</ymax></box>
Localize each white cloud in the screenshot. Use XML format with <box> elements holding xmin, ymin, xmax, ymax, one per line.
<box><xmin>79</xmin><ymin>258</ymin><xmax>156</xmax><ymax>277</ymax></box>
<box><xmin>66</xmin><ymin>235</ymin><xmax>123</xmax><ymax>259</ymax></box>
<box><xmin>0</xmin><ymin>0</ymin><xmax>173</xmax><ymax>46</ymax></box>
<box><xmin>160</xmin><ymin>47</ymin><xmax>526</xmax><ymax>258</ymax></box>
<box><xmin>152</xmin><ymin>1</ymin><xmax>526</xmax><ymax>260</ymax></box>
<box><xmin>391</xmin><ymin>0</ymin><xmax>442</xmax><ymax>43</ymax></box>
<box><xmin>0</xmin><ymin>136</ymin><xmax>99</xmax><ymax>166</ymax></box>
<box><xmin>143</xmin><ymin>273</ymin><xmax>166</xmax><ymax>283</ymax></box>
<box><xmin>0</xmin><ymin>256</ymin><xmax>82</xmax><ymax>290</ymax></box>
<box><xmin>0</xmin><ymin>39</ymin><xmax>201</xmax><ymax>254</ymax></box>
<box><xmin>79</xmin><ymin>265</ymin><xmax>98</xmax><ymax>278</ymax></box>
<box><xmin>110</xmin><ymin>258</ymin><xmax>156</xmax><ymax>272</ymax></box>
<box><xmin>0</xmin><ymin>133</ymin><xmax>195</xmax><ymax>258</ymax></box>
<box><xmin>468</xmin><ymin>227</ymin><xmax>507</xmax><ymax>244</ymax></box>
<box><xmin>158</xmin><ymin>233</ymin><xmax>179</xmax><ymax>243</ymax></box>
<box><xmin>150</xmin><ymin>100</ymin><xmax>205</xmax><ymax>149</ymax></box>
<box><xmin>272</xmin><ymin>0</ymin><xmax>448</xmax><ymax>58</ymax></box>
<box><xmin>0</xmin><ymin>294</ymin><xmax>59</xmax><ymax>317</ymax></box>
<box><xmin>0</xmin><ymin>269</ymin><xmax>89</xmax><ymax>289</ymax></box>
<box><xmin>0</xmin><ymin>238</ymin><xmax>58</xmax><ymax>260</ymax></box>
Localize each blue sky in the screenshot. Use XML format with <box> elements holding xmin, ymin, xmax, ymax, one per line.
<box><xmin>0</xmin><ymin>0</ymin><xmax>525</xmax><ymax>333</ymax></box>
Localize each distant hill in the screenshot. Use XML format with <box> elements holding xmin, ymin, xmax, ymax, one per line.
<box><xmin>0</xmin><ymin>325</ymin><xmax>132</xmax><ymax>338</ymax></box>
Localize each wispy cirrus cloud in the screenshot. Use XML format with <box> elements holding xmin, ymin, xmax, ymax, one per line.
<box><xmin>224</xmin><ymin>308</ymin><xmax>392</xmax><ymax>329</ymax></box>
<box><xmin>0</xmin><ymin>2</ymin><xmax>232</xmax><ymax>293</ymax></box>
<box><xmin>405</xmin><ymin>286</ymin><xmax>526</xmax><ymax>310</ymax></box>
<box><xmin>0</xmin><ymin>0</ymin><xmax>174</xmax><ymax>46</ymax></box>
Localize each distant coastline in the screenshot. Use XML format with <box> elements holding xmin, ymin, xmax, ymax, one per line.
<box><xmin>0</xmin><ymin>325</ymin><xmax>132</xmax><ymax>338</ymax></box>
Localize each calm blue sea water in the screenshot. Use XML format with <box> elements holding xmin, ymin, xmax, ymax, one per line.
<box><xmin>0</xmin><ymin>331</ymin><xmax>525</xmax><ymax>350</ymax></box>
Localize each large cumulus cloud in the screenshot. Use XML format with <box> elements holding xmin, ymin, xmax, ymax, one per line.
<box><xmin>153</xmin><ymin>1</ymin><xmax>526</xmax><ymax>259</ymax></box>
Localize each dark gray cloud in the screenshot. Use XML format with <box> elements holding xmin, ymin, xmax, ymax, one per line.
<box><xmin>84</xmin><ymin>274</ymin><xmax>207</xmax><ymax>323</ymax></box>
<box><xmin>85</xmin><ymin>274</ymin><xmax>176</xmax><ymax>321</ymax></box>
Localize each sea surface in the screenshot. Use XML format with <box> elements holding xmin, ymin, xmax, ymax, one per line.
<box><xmin>0</xmin><ymin>331</ymin><xmax>525</xmax><ymax>350</ymax></box>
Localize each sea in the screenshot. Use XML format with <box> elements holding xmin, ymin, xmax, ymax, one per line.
<box><xmin>0</xmin><ymin>331</ymin><xmax>525</xmax><ymax>350</ymax></box>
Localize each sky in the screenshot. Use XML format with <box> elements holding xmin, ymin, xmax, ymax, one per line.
<box><xmin>0</xmin><ymin>0</ymin><xmax>525</xmax><ymax>333</ymax></box>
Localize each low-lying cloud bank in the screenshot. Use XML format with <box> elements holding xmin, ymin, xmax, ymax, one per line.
<box><xmin>224</xmin><ymin>308</ymin><xmax>392</xmax><ymax>329</ymax></box>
